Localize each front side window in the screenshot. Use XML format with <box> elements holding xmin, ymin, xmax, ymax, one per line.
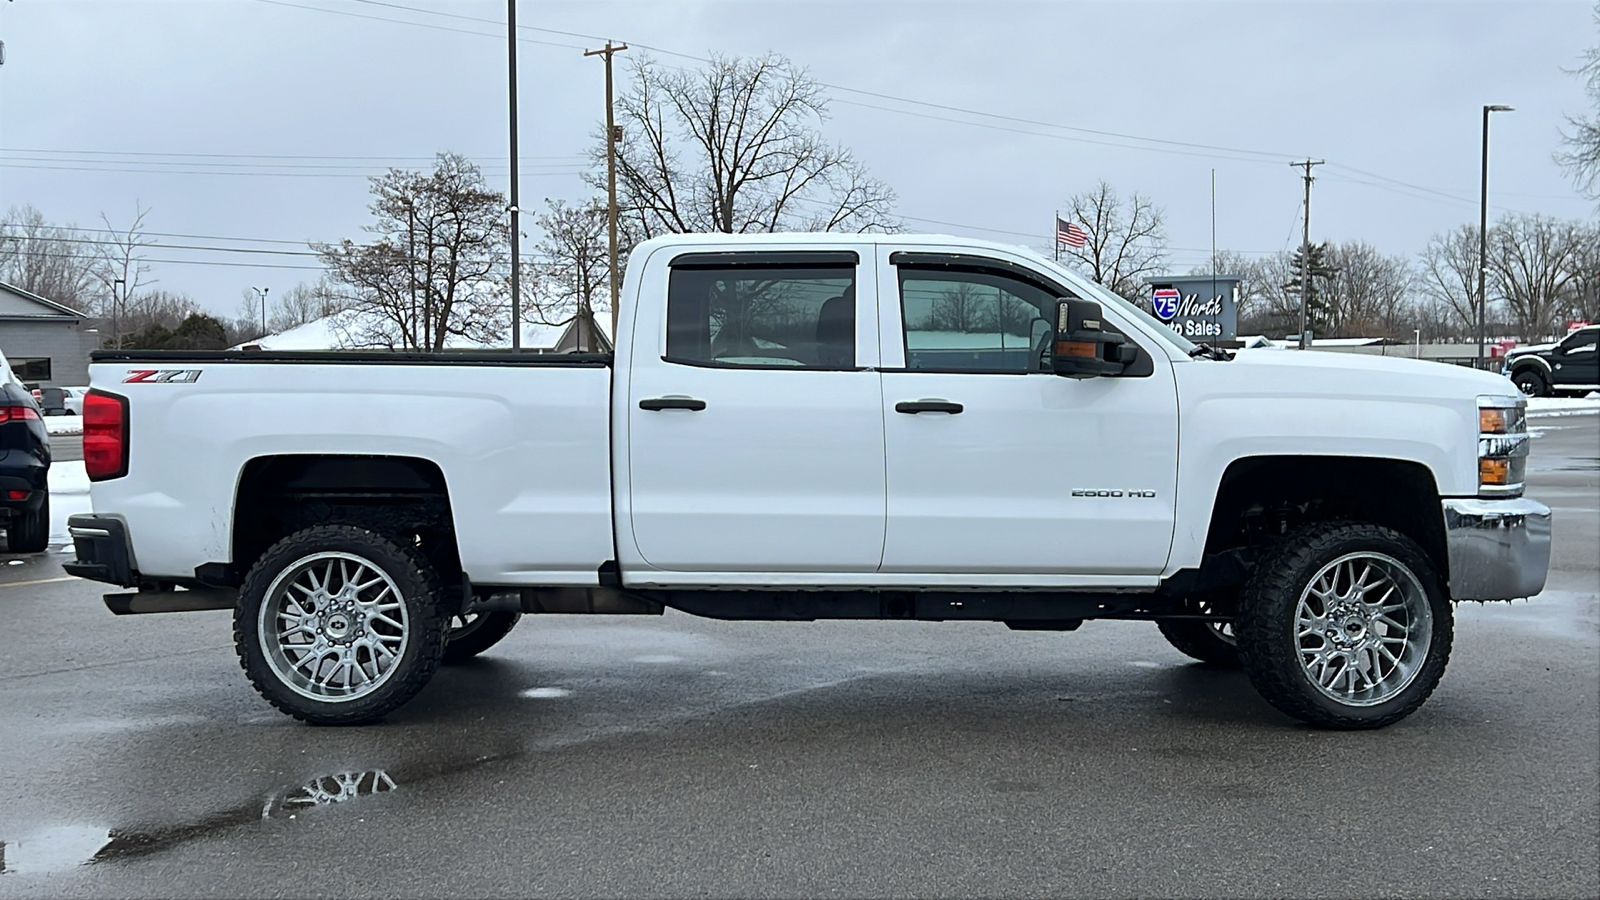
<box><xmin>898</xmin><ymin>269</ymin><xmax>1059</xmax><ymax>372</ymax></box>
<box><xmin>665</xmin><ymin>265</ymin><xmax>857</xmax><ymax>369</ymax></box>
<box><xmin>1560</xmin><ymin>330</ymin><xmax>1597</xmax><ymax>354</ymax></box>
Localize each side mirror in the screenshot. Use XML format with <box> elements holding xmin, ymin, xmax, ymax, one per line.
<box><xmin>1051</xmin><ymin>299</ymin><xmax>1131</xmax><ymax>379</ymax></box>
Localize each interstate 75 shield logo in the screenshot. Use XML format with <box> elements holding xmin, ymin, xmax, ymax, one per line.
<box><xmin>1151</xmin><ymin>287</ymin><xmax>1181</xmax><ymax>322</ymax></box>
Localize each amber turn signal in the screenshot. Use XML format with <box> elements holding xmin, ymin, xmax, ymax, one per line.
<box><xmin>1055</xmin><ymin>340</ymin><xmax>1098</xmax><ymax>359</ymax></box>
<box><xmin>1479</xmin><ymin>407</ymin><xmax>1508</xmax><ymax>434</ymax></box>
<box><xmin>1479</xmin><ymin>457</ymin><xmax>1511</xmax><ymax>485</ymax></box>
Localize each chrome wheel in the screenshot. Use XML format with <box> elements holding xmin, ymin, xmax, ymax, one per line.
<box><xmin>259</xmin><ymin>551</ymin><xmax>410</xmax><ymax>703</ymax></box>
<box><xmin>1295</xmin><ymin>551</ymin><xmax>1432</xmax><ymax>707</ymax></box>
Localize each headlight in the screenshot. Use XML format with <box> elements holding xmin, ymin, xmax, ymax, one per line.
<box><xmin>1477</xmin><ymin>395</ymin><xmax>1528</xmax><ymax>497</ymax></box>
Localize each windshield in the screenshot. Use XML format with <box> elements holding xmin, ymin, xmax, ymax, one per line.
<box><xmin>1037</xmin><ymin>259</ymin><xmax>1199</xmax><ymax>355</ymax></box>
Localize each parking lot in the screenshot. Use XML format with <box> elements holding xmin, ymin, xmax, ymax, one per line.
<box><xmin>0</xmin><ymin>418</ymin><xmax>1594</xmax><ymax>898</ymax></box>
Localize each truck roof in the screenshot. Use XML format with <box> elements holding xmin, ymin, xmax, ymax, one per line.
<box><xmin>632</xmin><ymin>231</ymin><xmax>1040</xmax><ymax>256</ymax></box>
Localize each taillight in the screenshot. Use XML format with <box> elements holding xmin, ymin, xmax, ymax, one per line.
<box><xmin>84</xmin><ymin>390</ymin><xmax>130</xmax><ymax>481</ymax></box>
<box><xmin>0</xmin><ymin>405</ymin><xmax>41</xmax><ymax>422</ymax></box>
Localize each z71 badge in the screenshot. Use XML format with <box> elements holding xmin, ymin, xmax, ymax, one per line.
<box><xmin>123</xmin><ymin>369</ymin><xmax>203</xmax><ymax>384</ymax></box>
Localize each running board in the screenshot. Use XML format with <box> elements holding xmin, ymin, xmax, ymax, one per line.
<box><xmin>104</xmin><ymin>588</ymin><xmax>238</xmax><ymax>615</ymax></box>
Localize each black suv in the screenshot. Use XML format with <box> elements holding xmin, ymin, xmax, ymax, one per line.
<box><xmin>1504</xmin><ymin>325</ymin><xmax>1600</xmax><ymax>398</ymax></box>
<box><xmin>0</xmin><ymin>378</ymin><xmax>50</xmax><ymax>552</ymax></box>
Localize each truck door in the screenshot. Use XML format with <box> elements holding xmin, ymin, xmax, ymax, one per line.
<box><xmin>875</xmin><ymin>248</ymin><xmax>1178</xmax><ymax>578</ymax></box>
<box><xmin>624</xmin><ymin>247</ymin><xmax>886</xmax><ymax>574</ymax></box>
<box><xmin>1550</xmin><ymin>328</ymin><xmax>1598</xmax><ymax>391</ymax></box>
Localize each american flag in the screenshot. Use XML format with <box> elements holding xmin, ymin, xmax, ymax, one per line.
<box><xmin>1056</xmin><ymin>217</ymin><xmax>1088</xmax><ymax>248</ymax></box>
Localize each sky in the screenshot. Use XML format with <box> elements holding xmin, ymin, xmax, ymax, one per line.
<box><xmin>0</xmin><ymin>0</ymin><xmax>1594</xmax><ymax>319</ymax></box>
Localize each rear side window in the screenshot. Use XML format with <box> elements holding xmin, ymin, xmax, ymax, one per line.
<box><xmin>665</xmin><ymin>264</ymin><xmax>857</xmax><ymax>369</ymax></box>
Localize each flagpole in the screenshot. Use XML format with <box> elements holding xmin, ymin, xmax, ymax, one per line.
<box><xmin>1053</xmin><ymin>210</ymin><xmax>1060</xmax><ymax>262</ymax></box>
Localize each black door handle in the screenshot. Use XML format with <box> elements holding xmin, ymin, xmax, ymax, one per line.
<box><xmin>895</xmin><ymin>400</ymin><xmax>964</xmax><ymax>415</ymax></box>
<box><xmin>639</xmin><ymin>397</ymin><xmax>707</xmax><ymax>411</ymax></box>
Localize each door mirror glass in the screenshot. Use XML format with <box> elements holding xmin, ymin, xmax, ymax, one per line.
<box><xmin>1051</xmin><ymin>299</ymin><xmax>1132</xmax><ymax>379</ymax></box>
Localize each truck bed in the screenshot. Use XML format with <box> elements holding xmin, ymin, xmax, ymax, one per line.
<box><xmin>86</xmin><ymin>350</ymin><xmax>616</xmax><ymax>587</ymax></box>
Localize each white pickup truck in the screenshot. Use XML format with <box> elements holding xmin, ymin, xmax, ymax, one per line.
<box><xmin>65</xmin><ymin>233</ymin><xmax>1551</xmax><ymax>730</ymax></box>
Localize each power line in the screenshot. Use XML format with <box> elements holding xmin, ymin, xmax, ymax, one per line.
<box><xmin>0</xmin><ymin>161</ymin><xmax>585</xmax><ymax>178</ymax></box>
<box><xmin>0</xmin><ymin>147</ymin><xmax>585</xmax><ymax>162</ymax></box>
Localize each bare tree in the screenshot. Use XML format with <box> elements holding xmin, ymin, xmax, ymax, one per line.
<box><xmin>0</xmin><ymin>205</ymin><xmax>101</xmax><ymax>311</ymax></box>
<box><xmin>534</xmin><ymin>199</ymin><xmax>609</xmax><ymax>350</ymax></box>
<box><xmin>598</xmin><ymin>52</ymin><xmax>898</xmax><ymax>245</ymax></box>
<box><xmin>1417</xmin><ymin>224</ymin><xmax>1485</xmax><ymax>337</ymax></box>
<box><xmin>1188</xmin><ymin>249</ymin><xmax>1276</xmax><ymax>333</ymax></box>
<box><xmin>1058</xmin><ymin>180</ymin><xmax>1168</xmax><ymax>300</ymax></box>
<box><xmin>1490</xmin><ymin>213</ymin><xmax>1587</xmax><ymax>341</ymax></box>
<box><xmin>1322</xmin><ymin>241</ymin><xmax>1415</xmax><ymax>338</ymax></box>
<box><xmin>315</xmin><ymin>153</ymin><xmax>509</xmax><ymax>350</ymax></box>
<box><xmin>92</xmin><ymin>203</ymin><xmax>157</xmax><ymax>348</ymax></box>
<box><xmin>1556</xmin><ymin>3</ymin><xmax>1600</xmax><ymax>201</ymax></box>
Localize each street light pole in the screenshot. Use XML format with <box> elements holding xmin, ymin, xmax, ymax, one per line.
<box><xmin>112</xmin><ymin>278</ymin><xmax>125</xmax><ymax>349</ymax></box>
<box><xmin>508</xmin><ymin>0</ymin><xmax>522</xmax><ymax>352</ymax></box>
<box><xmin>1477</xmin><ymin>104</ymin><xmax>1513</xmax><ymax>369</ymax></box>
<box><xmin>252</xmin><ymin>286</ymin><xmax>269</xmax><ymax>336</ymax></box>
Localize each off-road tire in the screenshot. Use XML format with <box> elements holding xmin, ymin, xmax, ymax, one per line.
<box><xmin>234</xmin><ymin>525</ymin><xmax>448</xmax><ymax>725</ymax></box>
<box><xmin>1236</xmin><ymin>521</ymin><xmax>1452</xmax><ymax>730</ymax></box>
<box><xmin>442</xmin><ymin>610</ymin><xmax>521</xmax><ymax>664</ymax></box>
<box><xmin>1157</xmin><ymin>617</ymin><xmax>1240</xmax><ymax>667</ymax></box>
<box><xmin>8</xmin><ymin>494</ymin><xmax>49</xmax><ymax>553</ymax></box>
<box><xmin>1511</xmin><ymin>367</ymin><xmax>1549</xmax><ymax>398</ymax></box>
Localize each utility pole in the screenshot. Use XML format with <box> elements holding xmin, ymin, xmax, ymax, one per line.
<box><xmin>586</xmin><ymin>40</ymin><xmax>627</xmax><ymax>340</ymax></box>
<box><xmin>1290</xmin><ymin>159</ymin><xmax>1324</xmax><ymax>350</ymax></box>
<box><xmin>507</xmin><ymin>0</ymin><xmax>522</xmax><ymax>352</ymax></box>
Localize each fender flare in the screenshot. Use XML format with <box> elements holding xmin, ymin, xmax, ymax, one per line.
<box><xmin>1506</xmin><ymin>355</ymin><xmax>1551</xmax><ymax>375</ymax></box>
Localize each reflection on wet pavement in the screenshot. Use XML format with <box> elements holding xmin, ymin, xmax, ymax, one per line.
<box><xmin>0</xmin><ymin>769</ymin><xmax>399</xmax><ymax>875</ymax></box>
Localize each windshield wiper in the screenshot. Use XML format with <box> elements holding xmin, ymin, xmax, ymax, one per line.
<box><xmin>1188</xmin><ymin>342</ymin><xmax>1235</xmax><ymax>361</ymax></box>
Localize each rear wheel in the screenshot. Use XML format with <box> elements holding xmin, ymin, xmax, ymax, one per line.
<box><xmin>7</xmin><ymin>494</ymin><xmax>49</xmax><ymax>553</ymax></box>
<box><xmin>1511</xmin><ymin>367</ymin><xmax>1549</xmax><ymax>398</ymax></box>
<box><xmin>1236</xmin><ymin>521</ymin><xmax>1451</xmax><ymax>729</ymax></box>
<box><xmin>234</xmin><ymin>525</ymin><xmax>448</xmax><ymax>725</ymax></box>
<box><xmin>442</xmin><ymin>609</ymin><xmax>521</xmax><ymax>664</ymax></box>
<box><xmin>1157</xmin><ymin>596</ymin><xmax>1239</xmax><ymax>667</ymax></box>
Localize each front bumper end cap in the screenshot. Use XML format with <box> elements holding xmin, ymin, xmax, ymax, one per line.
<box><xmin>1442</xmin><ymin>497</ymin><xmax>1552</xmax><ymax>601</ymax></box>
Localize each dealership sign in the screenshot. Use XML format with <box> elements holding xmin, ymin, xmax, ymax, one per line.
<box><xmin>1143</xmin><ymin>275</ymin><xmax>1240</xmax><ymax>343</ymax></box>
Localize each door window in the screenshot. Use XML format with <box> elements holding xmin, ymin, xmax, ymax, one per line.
<box><xmin>1560</xmin><ymin>331</ymin><xmax>1597</xmax><ymax>355</ymax></box>
<box><xmin>897</xmin><ymin>269</ymin><xmax>1060</xmax><ymax>372</ymax></box>
<box><xmin>665</xmin><ymin>265</ymin><xmax>857</xmax><ymax>369</ymax></box>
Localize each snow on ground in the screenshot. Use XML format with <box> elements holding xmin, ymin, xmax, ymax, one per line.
<box><xmin>47</xmin><ymin>461</ymin><xmax>90</xmax><ymax>551</ymax></box>
<box><xmin>44</xmin><ymin>416</ymin><xmax>82</xmax><ymax>435</ymax></box>
<box><xmin>1526</xmin><ymin>394</ymin><xmax>1600</xmax><ymax>417</ymax></box>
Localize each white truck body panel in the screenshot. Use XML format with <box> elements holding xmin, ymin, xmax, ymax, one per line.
<box><xmin>84</xmin><ymin>232</ymin><xmax>1519</xmax><ymax>594</ymax></box>
<box><xmin>87</xmin><ymin>362</ymin><xmax>614</xmax><ymax>584</ymax></box>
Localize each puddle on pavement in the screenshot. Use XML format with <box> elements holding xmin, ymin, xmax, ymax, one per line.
<box><xmin>519</xmin><ymin>686</ymin><xmax>572</xmax><ymax>699</ymax></box>
<box><xmin>1</xmin><ymin>749</ymin><xmax>519</xmax><ymax>874</ymax></box>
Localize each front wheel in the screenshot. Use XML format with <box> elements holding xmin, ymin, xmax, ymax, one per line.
<box><xmin>234</xmin><ymin>525</ymin><xmax>449</xmax><ymax>725</ymax></box>
<box><xmin>1511</xmin><ymin>367</ymin><xmax>1549</xmax><ymax>398</ymax></box>
<box><xmin>1236</xmin><ymin>522</ymin><xmax>1452</xmax><ymax>729</ymax></box>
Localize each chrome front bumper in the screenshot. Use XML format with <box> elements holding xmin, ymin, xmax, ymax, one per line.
<box><xmin>1441</xmin><ymin>498</ymin><xmax>1552</xmax><ymax>601</ymax></box>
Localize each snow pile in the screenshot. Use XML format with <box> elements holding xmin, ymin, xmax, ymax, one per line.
<box><xmin>44</xmin><ymin>417</ymin><xmax>82</xmax><ymax>436</ymax></box>
<box><xmin>1526</xmin><ymin>394</ymin><xmax>1600</xmax><ymax>418</ymax></box>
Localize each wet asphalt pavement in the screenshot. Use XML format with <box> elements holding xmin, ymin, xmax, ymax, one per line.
<box><xmin>0</xmin><ymin>420</ymin><xmax>1595</xmax><ymax>898</ymax></box>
